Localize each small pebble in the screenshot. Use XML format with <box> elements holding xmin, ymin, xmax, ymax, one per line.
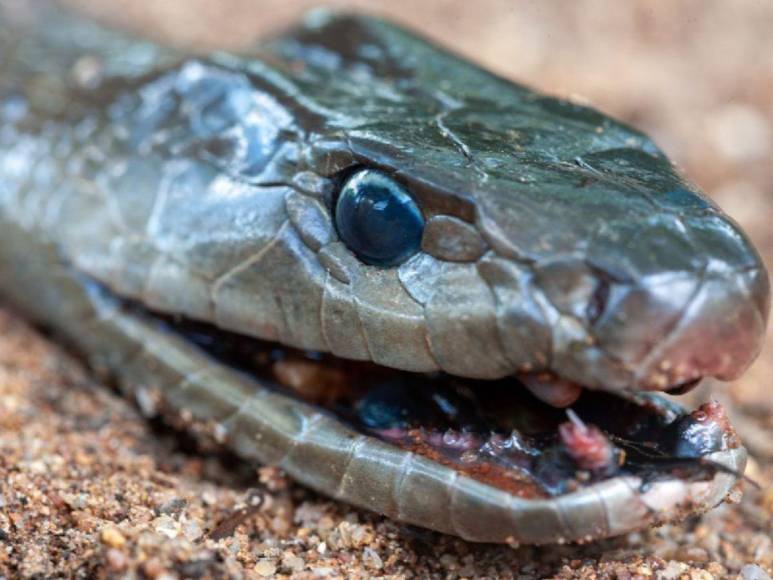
<box><xmin>99</xmin><ymin>526</ymin><xmax>126</xmax><ymax>549</ymax></box>
<box><xmin>152</xmin><ymin>516</ymin><xmax>179</xmax><ymax>540</ymax></box>
<box><xmin>740</xmin><ymin>564</ymin><xmax>772</xmax><ymax>580</ymax></box>
<box><xmin>105</xmin><ymin>548</ymin><xmax>128</xmax><ymax>572</ymax></box>
<box><xmin>660</xmin><ymin>561</ymin><xmax>689</xmax><ymax>579</ymax></box>
<box><xmin>281</xmin><ymin>553</ymin><xmax>305</xmax><ymax>572</ymax></box>
<box><xmin>363</xmin><ymin>547</ymin><xmax>383</xmax><ymax>570</ymax></box>
<box><xmin>183</xmin><ymin>519</ymin><xmax>203</xmax><ymax>542</ymax></box>
<box><xmin>254</xmin><ymin>559</ymin><xmax>277</xmax><ymax>577</ymax></box>
<box><xmin>157</xmin><ymin>498</ymin><xmax>187</xmax><ymax>517</ymax></box>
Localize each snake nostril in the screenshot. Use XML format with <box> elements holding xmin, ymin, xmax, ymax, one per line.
<box><xmin>586</xmin><ymin>278</ymin><xmax>611</xmax><ymax>325</ymax></box>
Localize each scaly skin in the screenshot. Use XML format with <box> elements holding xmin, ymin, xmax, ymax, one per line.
<box><xmin>0</xmin><ymin>1</ymin><xmax>766</xmax><ymax>542</ymax></box>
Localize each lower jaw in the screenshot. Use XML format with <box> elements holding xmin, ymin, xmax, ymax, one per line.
<box><xmin>153</xmin><ymin>313</ymin><xmax>740</xmax><ymax>500</ymax></box>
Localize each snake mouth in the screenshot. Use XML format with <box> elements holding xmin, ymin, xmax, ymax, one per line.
<box><xmin>148</xmin><ymin>311</ymin><xmax>742</xmax><ymax>500</ymax></box>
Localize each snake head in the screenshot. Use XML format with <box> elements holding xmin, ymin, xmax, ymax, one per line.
<box><xmin>64</xmin><ymin>10</ymin><xmax>768</xmax><ymax>399</ymax></box>
<box><xmin>467</xmin><ymin>146</ymin><xmax>771</xmax><ymax>393</ymax></box>
<box><xmin>260</xmin><ymin>12</ymin><xmax>770</xmax><ymax>396</ymax></box>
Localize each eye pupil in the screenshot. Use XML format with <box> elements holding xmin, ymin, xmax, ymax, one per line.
<box><xmin>335</xmin><ymin>169</ymin><xmax>425</xmax><ymax>267</ymax></box>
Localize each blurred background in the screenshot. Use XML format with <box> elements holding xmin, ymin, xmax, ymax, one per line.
<box><xmin>68</xmin><ymin>0</ymin><xmax>773</xmax><ymax>424</ymax></box>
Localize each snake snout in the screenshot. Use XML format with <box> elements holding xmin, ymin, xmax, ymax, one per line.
<box><xmin>586</xmin><ymin>213</ymin><xmax>770</xmax><ymax>391</ymax></box>
<box><xmin>634</xmin><ymin>264</ymin><xmax>769</xmax><ymax>389</ymax></box>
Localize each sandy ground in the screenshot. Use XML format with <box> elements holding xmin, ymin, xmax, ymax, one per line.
<box><xmin>2</xmin><ymin>1</ymin><xmax>773</xmax><ymax>578</ymax></box>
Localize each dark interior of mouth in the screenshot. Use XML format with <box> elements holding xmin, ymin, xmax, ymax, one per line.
<box><xmin>149</xmin><ymin>312</ymin><xmax>734</xmax><ymax>499</ymax></box>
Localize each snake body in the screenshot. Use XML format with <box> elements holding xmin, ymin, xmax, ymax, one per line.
<box><xmin>0</xmin><ymin>2</ymin><xmax>767</xmax><ymax>543</ymax></box>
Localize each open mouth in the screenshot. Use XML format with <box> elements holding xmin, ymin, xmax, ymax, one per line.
<box><xmin>140</xmin><ymin>307</ymin><xmax>741</xmax><ymax>500</ymax></box>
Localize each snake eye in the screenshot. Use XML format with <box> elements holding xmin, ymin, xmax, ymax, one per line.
<box><xmin>335</xmin><ymin>169</ymin><xmax>425</xmax><ymax>267</ymax></box>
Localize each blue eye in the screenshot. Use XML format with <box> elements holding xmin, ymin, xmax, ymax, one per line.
<box><xmin>335</xmin><ymin>169</ymin><xmax>425</xmax><ymax>267</ymax></box>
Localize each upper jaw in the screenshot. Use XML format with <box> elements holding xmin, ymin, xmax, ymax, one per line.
<box><xmin>555</xmin><ymin>263</ymin><xmax>770</xmax><ymax>394</ymax></box>
<box><xmin>522</xmin><ymin>233</ymin><xmax>769</xmax><ymax>395</ymax></box>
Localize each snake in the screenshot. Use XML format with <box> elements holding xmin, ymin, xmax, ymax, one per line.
<box><xmin>0</xmin><ymin>1</ymin><xmax>769</xmax><ymax>544</ymax></box>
